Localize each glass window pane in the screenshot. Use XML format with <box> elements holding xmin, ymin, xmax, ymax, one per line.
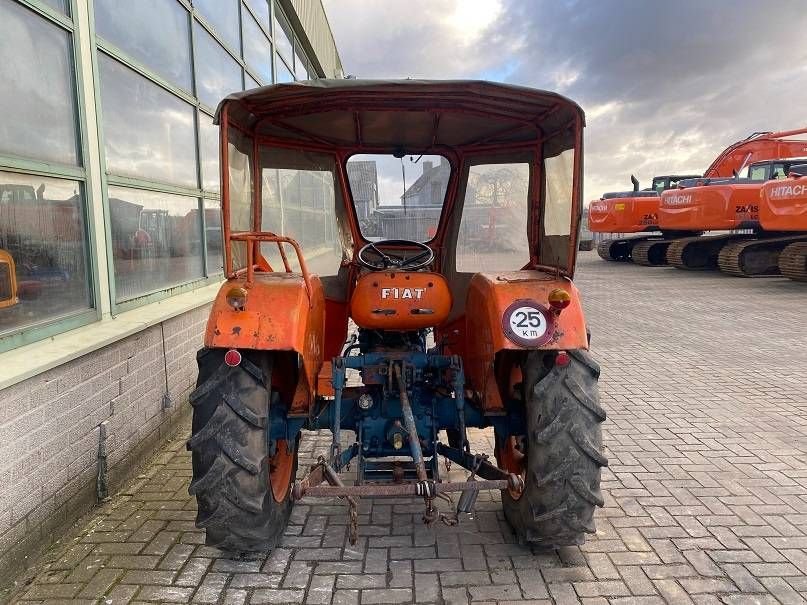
<box><xmin>203</xmin><ymin>198</ymin><xmax>223</xmax><ymax>274</ymax></box>
<box><xmin>347</xmin><ymin>154</ymin><xmax>448</xmax><ymax>243</ymax></box>
<box><xmin>41</xmin><ymin>0</ymin><xmax>69</xmax><ymax>16</ymax></box>
<box><xmin>243</xmin><ymin>11</ymin><xmax>273</xmax><ymax>83</ymax></box>
<box><xmin>456</xmin><ymin>163</ymin><xmax>530</xmax><ymax>272</ymax></box>
<box><xmin>199</xmin><ymin>114</ymin><xmax>220</xmax><ymax>193</ymax></box>
<box><xmin>0</xmin><ymin>172</ymin><xmax>91</xmax><ymax>336</ymax></box>
<box><xmin>294</xmin><ymin>48</ymin><xmax>307</xmax><ymax>80</ymax></box>
<box><xmin>273</xmin><ymin>9</ymin><xmax>293</xmax><ymax>63</ymax></box>
<box><xmin>246</xmin><ymin>72</ymin><xmax>261</xmax><ymax>89</ymax></box>
<box><xmin>194</xmin><ymin>22</ymin><xmax>243</xmax><ymax>109</ymax></box>
<box><xmin>193</xmin><ymin>0</ymin><xmax>240</xmax><ymax>52</ymax></box>
<box><xmin>0</xmin><ymin>1</ymin><xmax>78</xmax><ymax>165</ymax></box>
<box><xmin>260</xmin><ymin>147</ymin><xmax>346</xmax><ymax>277</ymax></box>
<box><xmin>95</xmin><ymin>0</ymin><xmax>192</xmax><ymax>91</ymax></box>
<box><xmin>108</xmin><ymin>186</ymin><xmax>204</xmax><ymax>301</ymax></box>
<box><xmin>99</xmin><ymin>55</ymin><xmax>197</xmax><ymax>187</ymax></box>
<box><xmin>228</xmin><ymin>130</ymin><xmax>254</xmax><ymax>270</ymax></box>
<box><xmin>244</xmin><ymin>0</ymin><xmax>270</xmax><ymax>29</ymax></box>
<box><xmin>276</xmin><ymin>57</ymin><xmax>294</xmax><ymax>83</ymax></box>
<box><xmin>543</xmin><ymin>149</ymin><xmax>574</xmax><ymax>236</ymax></box>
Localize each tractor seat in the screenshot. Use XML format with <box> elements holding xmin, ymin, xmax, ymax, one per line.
<box><xmin>350</xmin><ymin>271</ymin><xmax>452</xmax><ymax>330</ymax></box>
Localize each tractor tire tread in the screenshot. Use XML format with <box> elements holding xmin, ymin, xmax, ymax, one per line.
<box><xmin>188</xmin><ymin>348</ymin><xmax>294</xmax><ymax>554</ymax></box>
<box><xmin>502</xmin><ymin>350</ymin><xmax>606</xmax><ymax>548</ymax></box>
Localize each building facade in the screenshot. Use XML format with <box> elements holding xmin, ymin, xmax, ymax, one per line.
<box><xmin>0</xmin><ymin>0</ymin><xmax>341</xmax><ymax>583</ymax></box>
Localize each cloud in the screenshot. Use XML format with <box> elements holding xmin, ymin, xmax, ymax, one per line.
<box><xmin>324</xmin><ymin>0</ymin><xmax>807</xmax><ymax>200</ymax></box>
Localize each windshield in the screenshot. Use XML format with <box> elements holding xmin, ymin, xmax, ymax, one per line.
<box><xmin>346</xmin><ymin>154</ymin><xmax>450</xmax><ymax>242</ymax></box>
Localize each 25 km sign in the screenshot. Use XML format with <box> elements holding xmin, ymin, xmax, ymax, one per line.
<box><xmin>502</xmin><ymin>300</ymin><xmax>554</xmax><ymax>347</ymax></box>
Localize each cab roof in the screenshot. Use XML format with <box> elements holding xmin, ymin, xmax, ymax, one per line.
<box><xmin>215</xmin><ymin>79</ymin><xmax>584</xmax><ymax>156</ymax></box>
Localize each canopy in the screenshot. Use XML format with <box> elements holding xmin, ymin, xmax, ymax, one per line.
<box><xmin>215</xmin><ymin>79</ymin><xmax>584</xmax><ymax>156</ymax></box>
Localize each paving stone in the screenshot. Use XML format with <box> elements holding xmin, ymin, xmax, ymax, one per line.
<box><xmin>250</xmin><ymin>589</ymin><xmax>306</xmax><ymax>604</ymax></box>
<box><xmin>359</xmin><ymin>588</ymin><xmax>412</xmax><ymax>604</ymax></box>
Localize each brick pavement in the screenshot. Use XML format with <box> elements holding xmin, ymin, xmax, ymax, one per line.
<box><xmin>4</xmin><ymin>252</ymin><xmax>807</xmax><ymax>604</ymax></box>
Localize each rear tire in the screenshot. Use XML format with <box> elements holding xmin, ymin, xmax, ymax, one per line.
<box><xmin>188</xmin><ymin>348</ymin><xmax>297</xmax><ymax>555</ymax></box>
<box><xmin>500</xmin><ymin>350</ymin><xmax>607</xmax><ymax>547</ymax></box>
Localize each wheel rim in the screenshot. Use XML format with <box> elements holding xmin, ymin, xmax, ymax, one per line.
<box><xmin>498</xmin><ymin>436</ymin><xmax>526</xmax><ymax>500</ymax></box>
<box><xmin>269</xmin><ymin>440</ymin><xmax>294</xmax><ymax>502</ymax></box>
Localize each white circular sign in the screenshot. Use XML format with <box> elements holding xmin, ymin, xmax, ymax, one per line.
<box><xmin>507</xmin><ymin>305</ymin><xmax>548</xmax><ymax>343</ymax></box>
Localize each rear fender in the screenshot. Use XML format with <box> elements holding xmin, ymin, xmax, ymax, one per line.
<box><xmin>205</xmin><ymin>273</ymin><xmax>325</xmax><ymax>414</ymax></box>
<box><xmin>464</xmin><ymin>271</ymin><xmax>588</xmax><ymax>413</ymax></box>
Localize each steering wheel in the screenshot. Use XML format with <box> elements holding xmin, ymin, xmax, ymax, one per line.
<box><xmin>357</xmin><ymin>239</ymin><xmax>435</xmax><ymax>271</ymax></box>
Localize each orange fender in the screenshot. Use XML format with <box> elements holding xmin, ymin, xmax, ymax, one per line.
<box><xmin>205</xmin><ymin>274</ymin><xmax>325</xmax><ymax>414</ymax></box>
<box><xmin>464</xmin><ymin>271</ymin><xmax>588</xmax><ymax>413</ymax></box>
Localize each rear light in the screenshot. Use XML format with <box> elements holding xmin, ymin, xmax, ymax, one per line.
<box><xmin>224</xmin><ymin>349</ymin><xmax>242</xmax><ymax>367</ymax></box>
<box><xmin>555</xmin><ymin>351</ymin><xmax>571</xmax><ymax>367</ymax></box>
<box><xmin>226</xmin><ymin>286</ymin><xmax>248</xmax><ymax>311</ymax></box>
<box><xmin>548</xmin><ymin>288</ymin><xmax>571</xmax><ymax>311</ymax></box>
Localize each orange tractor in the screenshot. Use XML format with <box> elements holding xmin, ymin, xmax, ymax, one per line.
<box><xmin>759</xmin><ymin>165</ymin><xmax>807</xmax><ymax>280</ymax></box>
<box><xmin>590</xmin><ymin>129</ymin><xmax>807</xmax><ymax>266</ymax></box>
<box><xmin>0</xmin><ymin>249</ymin><xmax>18</xmax><ymax>309</ymax></box>
<box><xmin>187</xmin><ymin>80</ymin><xmax>606</xmax><ymax>555</ymax></box>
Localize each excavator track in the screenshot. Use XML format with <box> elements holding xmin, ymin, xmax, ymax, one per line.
<box><xmin>718</xmin><ymin>236</ymin><xmax>807</xmax><ymax>278</ymax></box>
<box><xmin>631</xmin><ymin>240</ymin><xmax>671</xmax><ymax>266</ymax></box>
<box><xmin>596</xmin><ymin>237</ymin><xmax>650</xmax><ymax>262</ymax></box>
<box><xmin>667</xmin><ymin>235</ymin><xmax>738</xmax><ymax>271</ymax></box>
<box><xmin>778</xmin><ymin>242</ymin><xmax>807</xmax><ymax>281</ymax></box>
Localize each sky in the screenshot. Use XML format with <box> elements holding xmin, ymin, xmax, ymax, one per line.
<box><xmin>322</xmin><ymin>0</ymin><xmax>807</xmax><ymax>200</ymax></box>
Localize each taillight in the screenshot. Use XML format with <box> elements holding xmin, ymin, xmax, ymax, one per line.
<box><xmin>224</xmin><ymin>349</ymin><xmax>242</xmax><ymax>367</ymax></box>
<box><xmin>226</xmin><ymin>286</ymin><xmax>248</xmax><ymax>311</ymax></box>
<box><xmin>555</xmin><ymin>351</ymin><xmax>571</xmax><ymax>367</ymax></box>
<box><xmin>548</xmin><ymin>288</ymin><xmax>571</xmax><ymax>312</ymax></box>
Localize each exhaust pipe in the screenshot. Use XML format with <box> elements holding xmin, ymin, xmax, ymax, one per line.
<box><xmin>631</xmin><ymin>175</ymin><xmax>640</xmax><ymax>191</ymax></box>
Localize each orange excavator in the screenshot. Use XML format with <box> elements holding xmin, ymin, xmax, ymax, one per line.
<box><xmin>758</xmin><ymin>164</ymin><xmax>807</xmax><ymax>281</ymax></box>
<box><xmin>590</xmin><ymin>174</ymin><xmax>699</xmax><ymax>263</ymax></box>
<box><xmin>591</xmin><ymin>129</ymin><xmax>807</xmax><ymax>266</ymax></box>
<box><xmin>647</xmin><ymin>128</ymin><xmax>807</xmax><ymax>273</ymax></box>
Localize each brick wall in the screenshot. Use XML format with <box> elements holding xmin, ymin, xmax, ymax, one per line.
<box><xmin>0</xmin><ymin>305</ymin><xmax>209</xmax><ymax>584</ymax></box>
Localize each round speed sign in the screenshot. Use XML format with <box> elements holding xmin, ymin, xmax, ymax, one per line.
<box><xmin>502</xmin><ymin>300</ymin><xmax>554</xmax><ymax>347</ymax></box>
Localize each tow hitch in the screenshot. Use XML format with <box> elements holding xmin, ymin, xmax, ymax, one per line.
<box><xmin>292</xmin><ymin>445</ymin><xmax>524</xmax><ymax>543</ymax></box>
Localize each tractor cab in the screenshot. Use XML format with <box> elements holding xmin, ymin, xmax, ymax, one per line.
<box><xmin>189</xmin><ymin>80</ymin><xmax>605</xmax><ymax>555</ymax></box>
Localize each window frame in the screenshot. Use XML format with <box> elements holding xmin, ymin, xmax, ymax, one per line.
<box><xmin>0</xmin><ymin>0</ymin><xmax>100</xmax><ymax>353</ymax></box>
<box><xmin>1</xmin><ymin>0</ymin><xmax>324</xmax><ymax>351</ymax></box>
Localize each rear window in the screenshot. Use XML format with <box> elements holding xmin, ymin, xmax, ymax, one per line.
<box><xmin>347</xmin><ymin>154</ymin><xmax>450</xmax><ymax>243</ymax></box>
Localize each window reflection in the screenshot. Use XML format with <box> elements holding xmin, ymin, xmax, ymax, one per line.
<box><xmin>276</xmin><ymin>58</ymin><xmax>294</xmax><ymax>83</ymax></box>
<box><xmin>260</xmin><ymin>148</ymin><xmax>345</xmax><ymax>277</ymax></box>
<box><xmin>0</xmin><ymin>0</ymin><xmax>79</xmax><ymax>165</ymax></box>
<box><xmin>203</xmin><ymin>198</ymin><xmax>223</xmax><ymax>275</ymax></box>
<box><xmin>0</xmin><ymin>172</ymin><xmax>91</xmax><ymax>336</ymax></box>
<box><xmin>246</xmin><ymin>73</ymin><xmax>261</xmax><ymax>89</ymax></box>
<box><xmin>199</xmin><ymin>114</ymin><xmax>220</xmax><ymax>193</ymax></box>
<box><xmin>194</xmin><ymin>22</ymin><xmax>244</xmax><ymax>109</ymax></box>
<box><xmin>41</xmin><ymin>0</ymin><xmax>69</xmax><ymax>16</ymax></box>
<box><xmin>244</xmin><ymin>0</ymin><xmax>270</xmax><ymax>27</ymax></box>
<box><xmin>95</xmin><ymin>0</ymin><xmax>192</xmax><ymax>91</ymax></box>
<box><xmin>108</xmin><ymin>187</ymin><xmax>204</xmax><ymax>302</ymax></box>
<box><xmin>99</xmin><ymin>55</ymin><xmax>197</xmax><ymax>187</ymax></box>
<box><xmin>295</xmin><ymin>50</ymin><xmax>308</xmax><ymax>80</ymax></box>
<box><xmin>193</xmin><ymin>0</ymin><xmax>240</xmax><ymax>52</ymax></box>
<box><xmin>273</xmin><ymin>11</ymin><xmax>294</xmax><ymax>63</ymax></box>
<box><xmin>456</xmin><ymin>163</ymin><xmax>530</xmax><ymax>272</ymax></box>
<box><xmin>243</xmin><ymin>11</ymin><xmax>273</xmax><ymax>83</ymax></box>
